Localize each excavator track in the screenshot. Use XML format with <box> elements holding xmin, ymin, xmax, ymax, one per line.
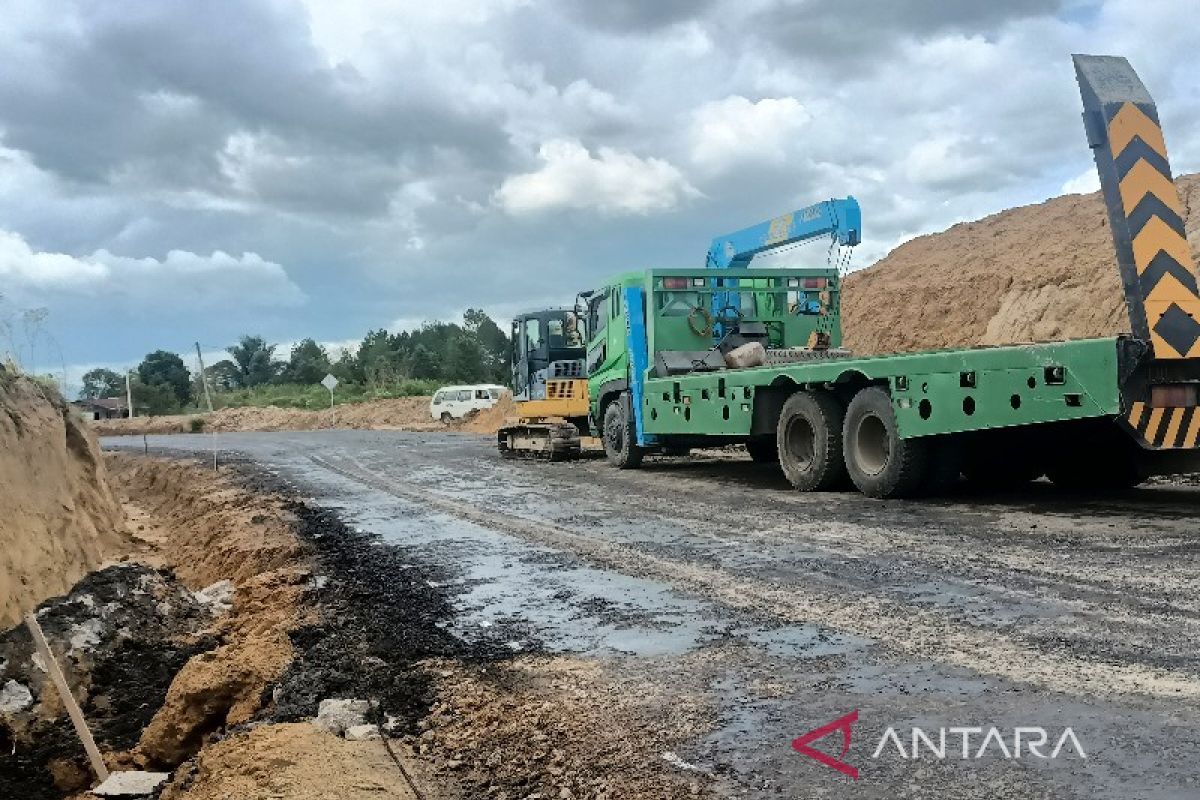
<box><xmin>497</xmin><ymin>421</ymin><xmax>581</xmax><ymax>461</ymax></box>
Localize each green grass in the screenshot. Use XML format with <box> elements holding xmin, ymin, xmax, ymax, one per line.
<box><xmin>189</xmin><ymin>380</ymin><xmax>441</xmax><ymax>412</ymax></box>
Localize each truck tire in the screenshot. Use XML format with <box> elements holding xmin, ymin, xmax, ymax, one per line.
<box><xmin>745</xmin><ymin>437</ymin><xmax>779</xmax><ymax>463</ymax></box>
<box><xmin>843</xmin><ymin>387</ymin><xmax>928</xmax><ymax>498</ymax></box>
<box><xmin>603</xmin><ymin>394</ymin><xmax>644</xmax><ymax>469</ymax></box>
<box><xmin>776</xmin><ymin>390</ymin><xmax>846</xmax><ymax>491</ymax></box>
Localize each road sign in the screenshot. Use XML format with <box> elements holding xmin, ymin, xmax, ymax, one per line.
<box><xmin>321</xmin><ymin>374</ymin><xmax>339</xmax><ymax>391</ymax></box>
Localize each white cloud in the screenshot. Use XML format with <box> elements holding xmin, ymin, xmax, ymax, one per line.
<box><xmin>1061</xmin><ymin>168</ymin><xmax>1101</xmax><ymax>195</ymax></box>
<box><xmin>495</xmin><ymin>139</ymin><xmax>699</xmax><ymax>215</ymax></box>
<box><xmin>689</xmin><ymin>96</ymin><xmax>811</xmax><ymax>171</ymax></box>
<box><xmin>0</xmin><ymin>228</ymin><xmax>305</xmax><ymax>309</ymax></box>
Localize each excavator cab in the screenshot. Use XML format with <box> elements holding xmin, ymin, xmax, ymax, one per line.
<box><xmin>510</xmin><ymin>308</ymin><xmax>587</xmax><ymax>401</ymax></box>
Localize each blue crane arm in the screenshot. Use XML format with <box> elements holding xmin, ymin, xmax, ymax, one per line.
<box><xmin>705</xmin><ymin>197</ymin><xmax>861</xmax><ymax>270</ymax></box>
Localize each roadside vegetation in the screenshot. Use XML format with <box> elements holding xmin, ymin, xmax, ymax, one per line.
<box><xmin>76</xmin><ymin>308</ymin><xmax>510</xmax><ymax>415</ymax></box>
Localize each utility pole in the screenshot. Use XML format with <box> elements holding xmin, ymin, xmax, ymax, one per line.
<box><xmin>125</xmin><ymin>371</ymin><xmax>135</xmax><ymax>419</ymax></box>
<box><xmin>195</xmin><ymin>343</ymin><xmax>218</xmax><ymax>470</ymax></box>
<box><xmin>195</xmin><ymin>342</ymin><xmax>215</xmax><ymax>415</ymax></box>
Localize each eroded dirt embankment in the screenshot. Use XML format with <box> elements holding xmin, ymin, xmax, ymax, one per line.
<box><xmin>4</xmin><ymin>449</ymin><xmax>711</xmax><ymax>799</ymax></box>
<box><xmin>0</xmin><ymin>454</ymin><xmax>313</xmax><ymax>798</ymax></box>
<box><xmin>842</xmin><ymin>173</ymin><xmax>1200</xmax><ymax>354</ymax></box>
<box><xmin>0</xmin><ymin>365</ymin><xmax>127</xmax><ymax>629</ymax></box>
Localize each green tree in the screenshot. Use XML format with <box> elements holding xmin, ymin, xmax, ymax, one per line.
<box><xmin>445</xmin><ymin>332</ymin><xmax>486</xmax><ymax>382</ymax></box>
<box><xmin>206</xmin><ymin>359</ymin><xmax>242</xmax><ymax>391</ymax></box>
<box><xmin>357</xmin><ymin>329</ymin><xmax>400</xmax><ymax>389</ymax></box>
<box><xmin>131</xmin><ymin>379</ymin><xmax>179</xmax><ymax>415</ymax></box>
<box><xmin>464</xmin><ymin>308</ymin><xmax>510</xmax><ymax>383</ymax></box>
<box><xmin>228</xmin><ymin>336</ymin><xmax>279</xmax><ymax>387</ymax></box>
<box><xmin>330</xmin><ymin>348</ymin><xmax>364</xmax><ymax>384</ymax></box>
<box><xmin>405</xmin><ymin>343</ymin><xmax>440</xmax><ymax>379</ymax></box>
<box><xmin>79</xmin><ymin>368</ymin><xmax>124</xmax><ymax>399</ymax></box>
<box><xmin>284</xmin><ymin>338</ymin><xmax>331</xmax><ymax>385</ymax></box>
<box><xmin>136</xmin><ymin>351</ymin><xmax>191</xmax><ymax>408</ymax></box>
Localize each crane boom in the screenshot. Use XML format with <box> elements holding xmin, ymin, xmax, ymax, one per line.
<box><xmin>705</xmin><ymin>197</ymin><xmax>861</xmax><ymax>270</ymax></box>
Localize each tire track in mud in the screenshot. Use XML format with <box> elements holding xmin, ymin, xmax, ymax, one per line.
<box><xmin>310</xmin><ymin>454</ymin><xmax>1200</xmax><ymax>705</ymax></box>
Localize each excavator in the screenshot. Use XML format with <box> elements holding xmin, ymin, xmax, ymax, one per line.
<box><xmin>496</xmin><ymin>306</ymin><xmax>591</xmax><ymax>460</ymax></box>
<box><xmin>497</xmin><ymin>198</ymin><xmax>861</xmax><ymax>459</ymax></box>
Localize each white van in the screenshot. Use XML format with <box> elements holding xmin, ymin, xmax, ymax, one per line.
<box><xmin>430</xmin><ymin>384</ymin><xmax>505</xmax><ymax>422</ymax></box>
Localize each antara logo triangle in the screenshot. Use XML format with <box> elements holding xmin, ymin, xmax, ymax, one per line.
<box><xmin>792</xmin><ymin>709</ymin><xmax>859</xmax><ymax>780</ymax></box>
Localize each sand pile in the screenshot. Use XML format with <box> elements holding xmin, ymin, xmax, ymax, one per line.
<box><xmin>91</xmin><ymin>395</ymin><xmax>441</xmax><ymax>438</ymax></box>
<box><xmin>842</xmin><ymin>173</ymin><xmax>1200</xmax><ymax>354</ymax></box>
<box><xmin>462</xmin><ymin>391</ymin><xmax>516</xmax><ymax>433</ymax></box>
<box><xmin>0</xmin><ymin>365</ymin><xmax>126</xmax><ymax>628</ymax></box>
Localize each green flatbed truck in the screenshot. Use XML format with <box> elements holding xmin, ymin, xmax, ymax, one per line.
<box><xmin>579</xmin><ymin>55</ymin><xmax>1200</xmax><ymax>498</ymax></box>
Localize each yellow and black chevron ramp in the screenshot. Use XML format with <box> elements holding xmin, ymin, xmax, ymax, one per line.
<box><xmin>1126</xmin><ymin>401</ymin><xmax>1200</xmax><ymax>449</ymax></box>
<box><xmin>1074</xmin><ymin>54</ymin><xmax>1200</xmax><ymax>360</ymax></box>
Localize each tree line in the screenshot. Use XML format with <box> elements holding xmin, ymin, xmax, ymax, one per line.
<box><xmin>79</xmin><ymin>309</ymin><xmax>511</xmax><ymax>414</ymax></box>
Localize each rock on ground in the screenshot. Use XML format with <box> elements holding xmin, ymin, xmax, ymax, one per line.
<box><xmin>312</xmin><ymin>698</ymin><xmax>371</xmax><ymax>735</ymax></box>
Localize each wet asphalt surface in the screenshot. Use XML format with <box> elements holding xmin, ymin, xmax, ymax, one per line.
<box><xmin>104</xmin><ymin>430</ymin><xmax>1200</xmax><ymax>799</ymax></box>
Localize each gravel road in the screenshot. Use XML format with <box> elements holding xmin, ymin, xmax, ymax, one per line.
<box><xmin>104</xmin><ymin>430</ymin><xmax>1200</xmax><ymax>799</ymax></box>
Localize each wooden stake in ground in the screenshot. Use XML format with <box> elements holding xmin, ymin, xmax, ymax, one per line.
<box><xmin>24</xmin><ymin>613</ymin><xmax>111</xmax><ymax>783</ymax></box>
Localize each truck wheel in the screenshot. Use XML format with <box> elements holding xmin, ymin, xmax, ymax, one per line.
<box><xmin>843</xmin><ymin>387</ymin><xmax>928</xmax><ymax>498</ymax></box>
<box><xmin>440</xmin><ymin>412</ymin><xmax>452</xmax><ymax>424</ymax></box>
<box><xmin>745</xmin><ymin>437</ymin><xmax>778</xmax><ymax>463</ymax></box>
<box><xmin>603</xmin><ymin>394</ymin><xmax>644</xmax><ymax>469</ymax></box>
<box><xmin>776</xmin><ymin>390</ymin><xmax>846</xmax><ymax>491</ymax></box>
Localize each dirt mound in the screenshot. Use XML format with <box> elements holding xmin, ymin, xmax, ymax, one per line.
<box><xmin>0</xmin><ymin>365</ymin><xmax>127</xmax><ymax>628</ymax></box>
<box><xmin>91</xmin><ymin>393</ymin><xmax>523</xmax><ymax>438</ymax></box>
<box><xmin>842</xmin><ymin>173</ymin><xmax>1200</xmax><ymax>354</ymax></box>
<box><xmin>91</xmin><ymin>396</ymin><xmax>442</xmax><ymax>438</ymax></box>
<box><xmin>161</xmin><ymin>722</ymin><xmax>422</xmax><ymax>800</ymax></box>
<box><xmin>462</xmin><ymin>391</ymin><xmax>516</xmax><ymax>433</ymax></box>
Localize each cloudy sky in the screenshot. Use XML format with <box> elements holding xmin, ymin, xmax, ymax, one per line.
<box><xmin>2</xmin><ymin>0</ymin><xmax>1198</xmax><ymax>391</ymax></box>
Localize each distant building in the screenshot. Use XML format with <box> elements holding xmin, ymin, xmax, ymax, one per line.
<box><xmin>71</xmin><ymin>397</ymin><xmax>140</xmax><ymax>421</ymax></box>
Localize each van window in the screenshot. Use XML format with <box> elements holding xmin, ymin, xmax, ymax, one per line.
<box><xmin>457</xmin><ymin>389</ymin><xmax>471</xmax><ymax>401</ymax></box>
<box><xmin>475</xmin><ymin>389</ymin><xmax>490</xmax><ymax>399</ymax></box>
<box><xmin>433</xmin><ymin>392</ymin><xmax>444</xmax><ymax>404</ymax></box>
<box><xmin>488</xmin><ymin>388</ymin><xmax>501</xmax><ymax>399</ymax></box>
